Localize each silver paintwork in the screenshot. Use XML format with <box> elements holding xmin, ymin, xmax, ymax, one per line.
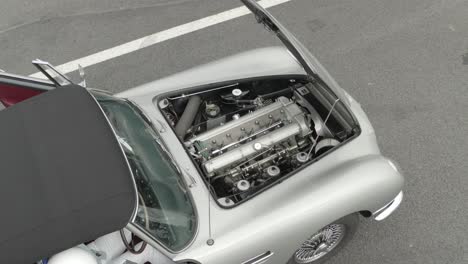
<box><xmin>218</xmin><ymin>197</ymin><xmax>235</xmax><ymax>207</ymax></box>
<box><xmin>0</xmin><ymin>0</ymin><xmax>404</xmax><ymax>260</ymax></box>
<box><xmin>1</xmin><ymin>0</ymin><xmax>403</xmax><ymax>259</ymax></box>
<box><xmin>121</xmin><ymin>50</ymin><xmax>405</xmax><ymax>263</ymax></box>
<box><xmin>110</xmin><ymin>3</ymin><xmax>404</xmax><ymax>263</ymax></box>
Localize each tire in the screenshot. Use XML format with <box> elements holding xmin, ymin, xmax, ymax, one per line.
<box><xmin>288</xmin><ymin>213</ymin><xmax>359</xmax><ymax>264</ymax></box>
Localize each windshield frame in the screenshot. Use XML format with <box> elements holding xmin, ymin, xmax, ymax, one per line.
<box><xmin>92</xmin><ymin>91</ymin><xmax>199</xmax><ymax>253</ymax></box>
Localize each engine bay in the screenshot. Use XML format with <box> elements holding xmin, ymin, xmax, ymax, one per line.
<box><xmin>159</xmin><ymin>77</ymin><xmax>357</xmax><ymax>207</ymax></box>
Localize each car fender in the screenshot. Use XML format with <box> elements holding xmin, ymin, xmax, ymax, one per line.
<box><xmin>175</xmin><ymin>153</ymin><xmax>404</xmax><ymax>264</ymax></box>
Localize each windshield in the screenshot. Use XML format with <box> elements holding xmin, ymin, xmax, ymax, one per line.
<box><xmin>94</xmin><ymin>92</ymin><xmax>197</xmax><ymax>251</ymax></box>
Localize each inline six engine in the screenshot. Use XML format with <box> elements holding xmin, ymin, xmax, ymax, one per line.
<box><xmin>159</xmin><ymin>78</ymin><xmax>355</xmax><ymax>207</ymax></box>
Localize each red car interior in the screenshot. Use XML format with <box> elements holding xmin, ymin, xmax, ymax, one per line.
<box><xmin>0</xmin><ymin>83</ymin><xmax>45</xmax><ymax>107</ymax></box>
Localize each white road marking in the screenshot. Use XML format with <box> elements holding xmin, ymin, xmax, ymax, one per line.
<box><xmin>29</xmin><ymin>0</ymin><xmax>291</xmax><ymax>78</ymax></box>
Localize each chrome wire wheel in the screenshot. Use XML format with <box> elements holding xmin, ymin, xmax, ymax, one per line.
<box><xmin>294</xmin><ymin>224</ymin><xmax>346</xmax><ymax>263</ymax></box>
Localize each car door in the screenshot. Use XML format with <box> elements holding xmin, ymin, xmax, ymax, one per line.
<box><xmin>0</xmin><ymin>72</ymin><xmax>53</xmax><ymax>108</ymax></box>
<box><xmin>0</xmin><ymin>60</ymin><xmax>74</xmax><ymax>108</ymax></box>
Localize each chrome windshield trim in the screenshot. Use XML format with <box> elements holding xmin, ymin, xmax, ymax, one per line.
<box><xmin>373</xmin><ymin>191</ymin><xmax>403</xmax><ymax>221</ymax></box>
<box><xmin>110</xmin><ymin>98</ymin><xmax>199</xmax><ymax>253</ymax></box>
<box><xmin>89</xmin><ymin>92</ymin><xmax>139</xmax><ymax>223</ymax></box>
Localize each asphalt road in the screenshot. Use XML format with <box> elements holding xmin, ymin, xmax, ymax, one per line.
<box><xmin>1</xmin><ymin>0</ymin><xmax>468</xmax><ymax>263</ymax></box>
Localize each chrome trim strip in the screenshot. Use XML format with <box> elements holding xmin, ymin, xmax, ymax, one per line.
<box><xmin>1</xmin><ymin>72</ymin><xmax>53</xmax><ymax>84</ymax></box>
<box><xmin>125</xmin><ymin>99</ymin><xmax>200</xmax><ymax>254</ymax></box>
<box><xmin>242</xmin><ymin>251</ymin><xmax>274</xmax><ymax>264</ymax></box>
<box><xmin>32</xmin><ymin>59</ymin><xmax>73</xmax><ymax>86</ymax></box>
<box><xmin>88</xmin><ymin>92</ymin><xmax>139</xmax><ymax>223</ymax></box>
<box><xmin>374</xmin><ymin>191</ymin><xmax>403</xmax><ymax>221</ymax></box>
<box><xmin>0</xmin><ymin>71</ymin><xmax>55</xmax><ymax>89</ymax></box>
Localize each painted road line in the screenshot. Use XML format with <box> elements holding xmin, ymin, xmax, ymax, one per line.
<box><xmin>29</xmin><ymin>0</ymin><xmax>292</xmax><ymax>78</ymax></box>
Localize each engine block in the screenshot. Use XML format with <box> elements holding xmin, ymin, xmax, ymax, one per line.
<box><xmin>185</xmin><ymin>96</ymin><xmax>312</xmax><ymax>175</ymax></box>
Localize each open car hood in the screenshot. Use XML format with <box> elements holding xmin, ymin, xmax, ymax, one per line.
<box><xmin>0</xmin><ymin>85</ymin><xmax>137</xmax><ymax>264</ymax></box>
<box><xmin>241</xmin><ymin>0</ymin><xmax>350</xmax><ymax>105</ymax></box>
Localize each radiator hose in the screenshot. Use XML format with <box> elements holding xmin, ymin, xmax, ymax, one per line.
<box><xmin>175</xmin><ymin>95</ymin><xmax>201</xmax><ymax>139</ymax></box>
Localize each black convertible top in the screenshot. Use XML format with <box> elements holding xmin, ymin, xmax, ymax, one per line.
<box><xmin>0</xmin><ymin>85</ymin><xmax>136</xmax><ymax>263</ymax></box>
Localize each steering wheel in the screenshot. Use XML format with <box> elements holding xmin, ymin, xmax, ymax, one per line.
<box><xmin>119</xmin><ymin>229</ymin><xmax>147</xmax><ymax>254</ymax></box>
<box><xmin>120</xmin><ymin>192</ymin><xmax>149</xmax><ymax>254</ymax></box>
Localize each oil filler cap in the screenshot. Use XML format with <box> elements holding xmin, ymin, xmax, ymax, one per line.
<box><xmin>232</xmin><ymin>88</ymin><xmax>242</xmax><ymax>97</ymax></box>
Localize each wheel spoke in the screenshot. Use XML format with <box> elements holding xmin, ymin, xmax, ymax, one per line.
<box><xmin>294</xmin><ymin>224</ymin><xmax>346</xmax><ymax>263</ymax></box>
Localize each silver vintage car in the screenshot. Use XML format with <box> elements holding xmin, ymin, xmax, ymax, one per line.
<box><xmin>0</xmin><ymin>1</ymin><xmax>404</xmax><ymax>263</ymax></box>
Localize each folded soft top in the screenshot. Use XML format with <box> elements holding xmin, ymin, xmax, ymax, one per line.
<box><xmin>0</xmin><ymin>85</ymin><xmax>136</xmax><ymax>264</ymax></box>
